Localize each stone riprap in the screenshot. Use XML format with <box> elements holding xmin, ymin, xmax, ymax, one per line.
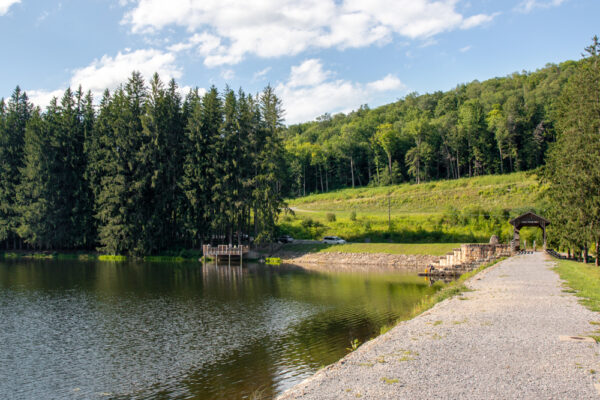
<box><xmin>278</xmin><ymin>253</ymin><xmax>600</xmax><ymax>399</ymax></box>
<box><xmin>279</xmin><ymin>252</ymin><xmax>440</xmax><ymax>272</ymax></box>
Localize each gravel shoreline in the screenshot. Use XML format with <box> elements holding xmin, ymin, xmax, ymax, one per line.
<box><xmin>278</xmin><ymin>253</ymin><xmax>600</xmax><ymax>399</ymax></box>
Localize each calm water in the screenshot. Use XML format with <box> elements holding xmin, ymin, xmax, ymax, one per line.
<box><xmin>0</xmin><ymin>259</ymin><xmax>440</xmax><ymax>399</ymax></box>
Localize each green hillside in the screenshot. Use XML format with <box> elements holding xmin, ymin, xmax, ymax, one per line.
<box><xmin>280</xmin><ymin>172</ymin><xmax>544</xmax><ymax>245</ymax></box>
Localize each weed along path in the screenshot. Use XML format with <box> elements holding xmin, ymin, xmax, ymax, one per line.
<box><xmin>278</xmin><ymin>253</ymin><xmax>600</xmax><ymax>399</ymax></box>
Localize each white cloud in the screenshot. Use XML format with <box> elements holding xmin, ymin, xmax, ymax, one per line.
<box><xmin>366</xmin><ymin>74</ymin><xmax>406</xmax><ymax>92</ymax></box>
<box><xmin>515</xmin><ymin>0</ymin><xmax>566</xmax><ymax>13</ymax></box>
<box><xmin>70</xmin><ymin>48</ymin><xmax>182</xmax><ymax>94</ymax></box>
<box><xmin>123</xmin><ymin>0</ymin><xmax>495</xmax><ymax>66</ymax></box>
<box><xmin>288</xmin><ymin>59</ymin><xmax>331</xmax><ymax>88</ymax></box>
<box><xmin>0</xmin><ymin>0</ymin><xmax>20</xmax><ymax>16</ymax></box>
<box><xmin>27</xmin><ymin>89</ymin><xmax>65</xmax><ymax>109</ymax></box>
<box><xmin>276</xmin><ymin>59</ymin><xmax>405</xmax><ymax>124</ymax></box>
<box><xmin>459</xmin><ymin>45</ymin><xmax>472</xmax><ymax>53</ymax></box>
<box><xmin>28</xmin><ymin>48</ymin><xmax>183</xmax><ymax>108</ymax></box>
<box><xmin>220</xmin><ymin>69</ymin><xmax>235</xmax><ymax>80</ymax></box>
<box><xmin>252</xmin><ymin>67</ymin><xmax>271</xmax><ymax>81</ymax></box>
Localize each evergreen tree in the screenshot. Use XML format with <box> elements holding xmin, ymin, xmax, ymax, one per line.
<box><xmin>545</xmin><ymin>36</ymin><xmax>600</xmax><ymax>265</ymax></box>
<box><xmin>96</xmin><ymin>72</ymin><xmax>147</xmax><ymax>255</ymax></box>
<box><xmin>182</xmin><ymin>87</ymin><xmax>222</xmax><ymax>248</ymax></box>
<box><xmin>16</xmin><ymin>107</ymin><xmax>54</xmax><ymax>248</ymax></box>
<box><xmin>0</xmin><ymin>87</ymin><xmax>31</xmax><ymax>249</ymax></box>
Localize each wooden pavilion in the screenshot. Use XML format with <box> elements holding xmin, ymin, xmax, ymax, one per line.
<box><xmin>509</xmin><ymin>212</ymin><xmax>550</xmax><ymax>252</ymax></box>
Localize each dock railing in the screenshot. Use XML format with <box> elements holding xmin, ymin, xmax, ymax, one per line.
<box><xmin>202</xmin><ymin>244</ymin><xmax>249</xmax><ymax>258</ymax></box>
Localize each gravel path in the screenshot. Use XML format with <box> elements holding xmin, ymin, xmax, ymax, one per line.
<box><xmin>278</xmin><ymin>253</ymin><xmax>600</xmax><ymax>399</ymax></box>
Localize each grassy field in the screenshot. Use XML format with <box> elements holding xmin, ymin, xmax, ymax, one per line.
<box><xmin>555</xmin><ymin>259</ymin><xmax>600</xmax><ymax>312</ymax></box>
<box><xmin>280</xmin><ymin>172</ymin><xmax>544</xmax><ymax>244</ymax></box>
<box><xmin>280</xmin><ymin>243</ymin><xmax>462</xmax><ymax>256</ymax></box>
<box><xmin>289</xmin><ymin>172</ymin><xmax>541</xmax><ymax>215</ymax></box>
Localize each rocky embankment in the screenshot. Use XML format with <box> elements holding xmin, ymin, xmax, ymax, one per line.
<box><xmin>278</xmin><ymin>251</ymin><xmax>440</xmax><ymax>272</ymax></box>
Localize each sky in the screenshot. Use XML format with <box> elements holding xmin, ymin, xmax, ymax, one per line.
<box><xmin>0</xmin><ymin>0</ymin><xmax>598</xmax><ymax>124</ymax></box>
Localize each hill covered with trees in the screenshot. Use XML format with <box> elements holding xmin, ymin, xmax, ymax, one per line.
<box><xmin>282</xmin><ymin>59</ymin><xmax>578</xmax><ymax>196</ymax></box>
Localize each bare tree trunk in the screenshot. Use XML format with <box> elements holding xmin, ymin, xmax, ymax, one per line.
<box><xmin>584</xmin><ymin>244</ymin><xmax>589</xmax><ymax>264</ymax></box>
<box><xmin>498</xmin><ymin>145</ymin><xmax>504</xmax><ymax>174</ymax></box>
<box><xmin>319</xmin><ymin>165</ymin><xmax>324</xmax><ymax>192</ymax></box>
<box><xmin>388</xmin><ymin>154</ymin><xmax>393</xmax><ymax>183</ymax></box>
<box><xmin>303</xmin><ymin>165</ymin><xmax>306</xmax><ymax>197</ymax></box>
<box><xmin>350</xmin><ymin>157</ymin><xmax>355</xmax><ymax>188</ymax></box>
<box><xmin>456</xmin><ymin>150</ymin><xmax>460</xmax><ymax>179</ymax></box>
<box><xmin>254</xmin><ymin>206</ymin><xmax>258</xmax><ymax>239</ymax></box>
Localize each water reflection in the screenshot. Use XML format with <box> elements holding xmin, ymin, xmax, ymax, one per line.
<box><xmin>0</xmin><ymin>259</ymin><xmax>441</xmax><ymax>399</ymax></box>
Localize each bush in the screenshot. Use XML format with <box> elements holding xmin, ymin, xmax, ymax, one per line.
<box><xmin>350</xmin><ymin>210</ymin><xmax>357</xmax><ymax>221</ymax></box>
<box><xmin>301</xmin><ymin>217</ymin><xmax>318</xmax><ymax>228</ymax></box>
<box><xmin>326</xmin><ymin>212</ymin><xmax>336</xmax><ymax>222</ymax></box>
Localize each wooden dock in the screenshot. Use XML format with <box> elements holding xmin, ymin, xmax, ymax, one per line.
<box><xmin>202</xmin><ymin>244</ymin><xmax>250</xmax><ymax>265</ymax></box>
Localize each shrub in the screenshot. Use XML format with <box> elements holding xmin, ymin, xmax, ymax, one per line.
<box><xmin>326</xmin><ymin>212</ymin><xmax>336</xmax><ymax>222</ymax></box>
<box><xmin>350</xmin><ymin>210</ymin><xmax>357</xmax><ymax>221</ymax></box>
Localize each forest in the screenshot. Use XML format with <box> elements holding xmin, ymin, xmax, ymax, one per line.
<box><xmin>0</xmin><ymin>42</ymin><xmax>596</xmax><ymax>256</ymax></box>
<box><xmin>0</xmin><ymin>73</ymin><xmax>286</xmax><ymax>255</ymax></box>
<box><xmin>282</xmin><ymin>59</ymin><xmax>578</xmax><ymax>196</ymax></box>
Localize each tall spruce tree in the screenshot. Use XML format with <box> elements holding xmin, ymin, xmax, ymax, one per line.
<box><xmin>253</xmin><ymin>86</ymin><xmax>286</xmax><ymax>243</ymax></box>
<box><xmin>182</xmin><ymin>87</ymin><xmax>222</xmax><ymax>248</ymax></box>
<box><xmin>96</xmin><ymin>72</ymin><xmax>147</xmax><ymax>255</ymax></box>
<box><xmin>0</xmin><ymin>87</ymin><xmax>31</xmax><ymax>249</ymax></box>
<box><xmin>545</xmin><ymin>36</ymin><xmax>600</xmax><ymax>264</ymax></box>
<box><xmin>16</xmin><ymin>106</ymin><xmax>55</xmax><ymax>248</ymax></box>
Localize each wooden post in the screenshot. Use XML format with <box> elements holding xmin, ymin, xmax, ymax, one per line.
<box><xmin>542</xmin><ymin>223</ymin><xmax>547</xmax><ymax>250</ymax></box>
<box><xmin>512</xmin><ymin>227</ymin><xmax>520</xmax><ymax>252</ymax></box>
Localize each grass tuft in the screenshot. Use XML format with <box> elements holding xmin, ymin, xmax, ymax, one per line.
<box><xmin>98</xmin><ymin>255</ymin><xmax>127</xmax><ymax>262</ymax></box>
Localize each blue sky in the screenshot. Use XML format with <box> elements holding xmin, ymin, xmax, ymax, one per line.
<box><xmin>0</xmin><ymin>0</ymin><xmax>597</xmax><ymax>124</ymax></box>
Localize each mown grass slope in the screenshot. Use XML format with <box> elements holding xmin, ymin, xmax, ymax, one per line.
<box><xmin>290</xmin><ymin>172</ymin><xmax>540</xmax><ymax>215</ymax></box>
<box><xmin>280</xmin><ymin>172</ymin><xmax>544</xmax><ymax>244</ymax></box>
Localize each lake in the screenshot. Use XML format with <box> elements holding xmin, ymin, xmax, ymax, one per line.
<box><xmin>0</xmin><ymin>258</ymin><xmax>441</xmax><ymax>399</ymax></box>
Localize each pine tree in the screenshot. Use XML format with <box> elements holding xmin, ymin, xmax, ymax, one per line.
<box><xmin>253</xmin><ymin>86</ymin><xmax>286</xmax><ymax>243</ymax></box>
<box><xmin>0</xmin><ymin>86</ymin><xmax>31</xmax><ymax>249</ymax></box>
<box><xmin>545</xmin><ymin>36</ymin><xmax>600</xmax><ymax>265</ymax></box>
<box><xmin>182</xmin><ymin>87</ymin><xmax>222</xmax><ymax>248</ymax></box>
<box><xmin>96</xmin><ymin>72</ymin><xmax>147</xmax><ymax>255</ymax></box>
<box><xmin>16</xmin><ymin>106</ymin><xmax>54</xmax><ymax>248</ymax></box>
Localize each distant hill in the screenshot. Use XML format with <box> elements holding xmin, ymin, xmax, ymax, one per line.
<box><xmin>281</xmin><ymin>60</ymin><xmax>578</xmax><ymax>198</ymax></box>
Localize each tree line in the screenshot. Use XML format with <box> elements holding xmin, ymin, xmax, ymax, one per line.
<box><xmin>0</xmin><ymin>73</ymin><xmax>286</xmax><ymax>255</ymax></box>
<box><xmin>282</xmin><ymin>59</ymin><xmax>579</xmax><ymax>195</ymax></box>
<box><xmin>1</xmin><ymin>44</ymin><xmax>596</xmax><ymax>256</ymax></box>
<box><xmin>544</xmin><ymin>37</ymin><xmax>600</xmax><ymax>265</ymax></box>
